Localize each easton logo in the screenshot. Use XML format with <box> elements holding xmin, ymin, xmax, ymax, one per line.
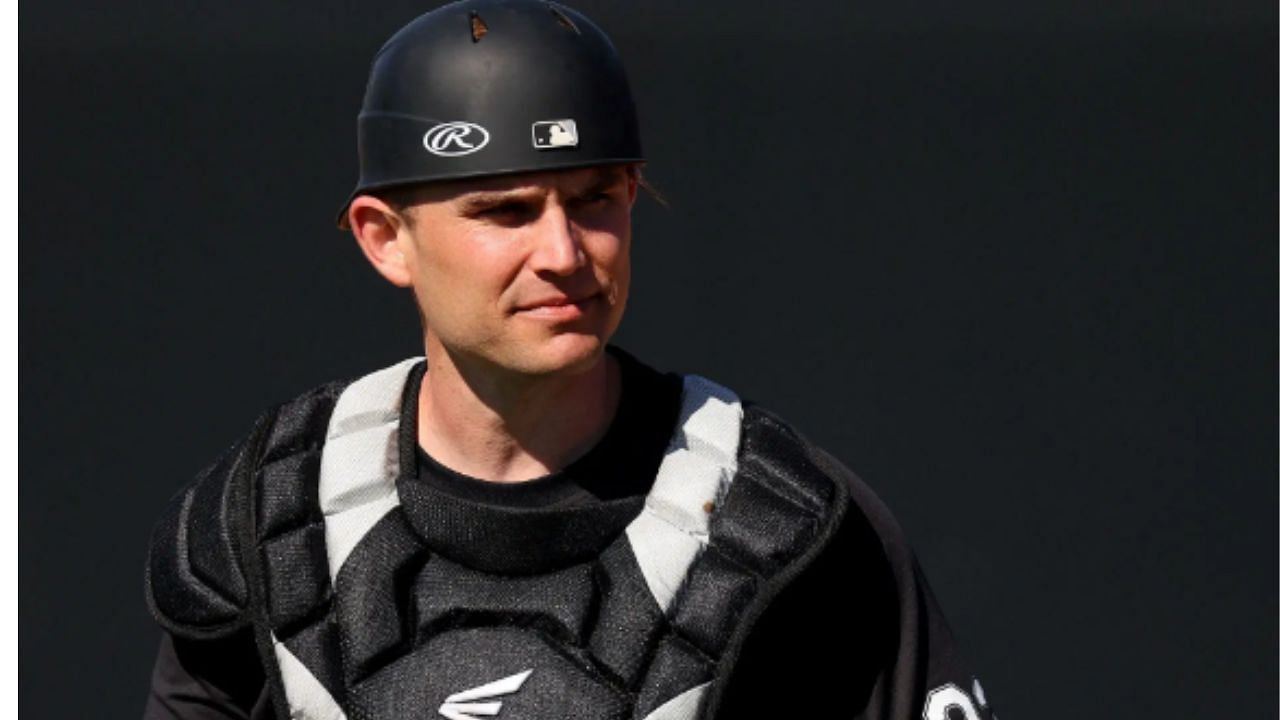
<box><xmin>438</xmin><ymin>669</ymin><xmax>533</xmax><ymax>720</ymax></box>
<box><xmin>423</xmin><ymin>121</ymin><xmax>490</xmax><ymax>157</ymax></box>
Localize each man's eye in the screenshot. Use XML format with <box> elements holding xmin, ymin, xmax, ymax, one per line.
<box><xmin>578</xmin><ymin>191</ymin><xmax>615</xmax><ymax>206</ymax></box>
<box><xmin>476</xmin><ymin>202</ymin><xmax>536</xmax><ymax>223</ymax></box>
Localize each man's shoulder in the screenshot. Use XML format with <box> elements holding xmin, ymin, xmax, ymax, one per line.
<box><xmin>159</xmin><ymin>355</ymin><xmax>427</xmax><ymax>510</ymax></box>
<box><xmin>145</xmin><ymin>358</ymin><xmax>423</xmax><ymax>640</ymax></box>
<box><xmin>727</xmin><ymin>400</ymin><xmax>921</xmax><ymax>651</ymax></box>
<box><xmin>733</xmin><ymin>400</ymin><xmax>913</xmax><ymax>563</ymax></box>
<box><xmin>651</xmin><ymin>364</ymin><xmax>908</xmax><ymax>556</ymax></box>
<box><xmin>257</xmin><ymin>356</ymin><xmax>428</xmax><ymax>456</ymax></box>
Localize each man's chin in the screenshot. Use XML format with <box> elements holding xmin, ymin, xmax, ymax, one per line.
<box><xmin>512</xmin><ymin>333</ymin><xmax>609</xmax><ymax>377</ymax></box>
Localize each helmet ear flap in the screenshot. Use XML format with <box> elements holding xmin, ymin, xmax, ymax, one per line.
<box><xmin>336</xmin><ymin>0</ymin><xmax>645</xmax><ymax>228</ymax></box>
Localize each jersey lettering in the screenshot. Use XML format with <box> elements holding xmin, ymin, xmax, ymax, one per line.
<box><xmin>922</xmin><ymin>679</ymin><xmax>993</xmax><ymax>720</ymax></box>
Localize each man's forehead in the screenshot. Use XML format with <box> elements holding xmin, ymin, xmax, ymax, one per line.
<box><xmin>437</xmin><ymin>165</ymin><xmax>631</xmax><ymax>199</ymax></box>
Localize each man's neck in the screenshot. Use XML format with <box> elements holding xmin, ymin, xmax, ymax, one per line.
<box><xmin>416</xmin><ymin>343</ymin><xmax>622</xmax><ymax>483</ymax></box>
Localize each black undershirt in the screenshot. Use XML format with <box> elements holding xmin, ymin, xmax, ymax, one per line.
<box><xmin>411</xmin><ymin>345</ymin><xmax>683</xmax><ymax>510</ymax></box>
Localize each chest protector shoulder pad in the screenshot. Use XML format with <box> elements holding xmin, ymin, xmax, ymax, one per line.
<box><xmin>147</xmin><ymin>357</ymin><xmax>849</xmax><ymax>720</ymax></box>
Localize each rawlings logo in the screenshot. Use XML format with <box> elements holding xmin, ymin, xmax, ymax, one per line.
<box><xmin>423</xmin><ymin>121</ymin><xmax>490</xmax><ymax>157</ymax></box>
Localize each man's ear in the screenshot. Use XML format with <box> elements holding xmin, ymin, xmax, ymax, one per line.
<box><xmin>627</xmin><ymin>173</ymin><xmax>639</xmax><ymax>206</ymax></box>
<box><xmin>349</xmin><ymin>196</ymin><xmax>413</xmax><ymax>288</ymax></box>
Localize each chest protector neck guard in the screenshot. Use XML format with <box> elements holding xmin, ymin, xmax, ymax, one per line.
<box><xmin>147</xmin><ymin>358</ymin><xmax>848</xmax><ymax>720</ymax></box>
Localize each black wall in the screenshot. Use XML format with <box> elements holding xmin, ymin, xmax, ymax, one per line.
<box><xmin>21</xmin><ymin>1</ymin><xmax>1277</xmax><ymax>717</ymax></box>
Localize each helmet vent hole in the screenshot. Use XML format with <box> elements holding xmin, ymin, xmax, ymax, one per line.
<box><xmin>548</xmin><ymin>6</ymin><xmax>580</xmax><ymax>34</ymax></box>
<box><xmin>470</xmin><ymin>12</ymin><xmax>488</xmax><ymax>42</ymax></box>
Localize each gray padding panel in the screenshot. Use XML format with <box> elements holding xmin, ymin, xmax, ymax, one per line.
<box><xmin>625</xmin><ymin>375</ymin><xmax>742</xmax><ymax>613</ymax></box>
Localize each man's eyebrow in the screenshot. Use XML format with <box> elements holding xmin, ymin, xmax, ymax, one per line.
<box><xmin>453</xmin><ymin>170</ymin><xmax>627</xmax><ymax>211</ymax></box>
<box><xmin>576</xmin><ymin>170</ymin><xmax>629</xmax><ymax>195</ymax></box>
<box><xmin>455</xmin><ymin>188</ymin><xmax>543</xmax><ymax>212</ymax></box>
<box><xmin>582</xmin><ymin>174</ymin><xmax>624</xmax><ymax>193</ymax></box>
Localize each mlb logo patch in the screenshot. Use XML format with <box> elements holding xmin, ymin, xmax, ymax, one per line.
<box><xmin>532</xmin><ymin>120</ymin><xmax>579</xmax><ymax>149</ymax></box>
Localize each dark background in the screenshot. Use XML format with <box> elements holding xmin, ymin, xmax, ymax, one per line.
<box><xmin>21</xmin><ymin>1</ymin><xmax>1276</xmax><ymax>717</ymax></box>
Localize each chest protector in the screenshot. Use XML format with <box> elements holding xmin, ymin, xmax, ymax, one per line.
<box><xmin>147</xmin><ymin>358</ymin><xmax>847</xmax><ymax>720</ymax></box>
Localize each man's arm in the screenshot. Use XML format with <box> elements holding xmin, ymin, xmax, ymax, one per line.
<box><xmin>143</xmin><ymin>411</ymin><xmax>279</xmax><ymax>719</ymax></box>
<box><xmin>143</xmin><ymin>631</ymin><xmax>271</xmax><ymax>720</ymax></box>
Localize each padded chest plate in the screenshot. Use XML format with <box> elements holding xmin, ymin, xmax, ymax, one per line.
<box><xmin>241</xmin><ymin>357</ymin><xmax>843</xmax><ymax>720</ymax></box>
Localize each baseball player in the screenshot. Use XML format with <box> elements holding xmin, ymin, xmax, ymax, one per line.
<box><xmin>143</xmin><ymin>1</ymin><xmax>995</xmax><ymax>718</ymax></box>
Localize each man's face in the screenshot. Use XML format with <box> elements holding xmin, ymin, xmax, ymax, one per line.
<box><xmin>394</xmin><ymin>165</ymin><xmax>636</xmax><ymax>377</ymax></box>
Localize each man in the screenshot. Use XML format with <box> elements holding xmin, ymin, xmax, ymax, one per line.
<box><xmin>144</xmin><ymin>1</ymin><xmax>995</xmax><ymax>718</ymax></box>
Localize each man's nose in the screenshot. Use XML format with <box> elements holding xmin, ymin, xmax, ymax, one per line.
<box><xmin>527</xmin><ymin>201</ymin><xmax>585</xmax><ymax>275</ymax></box>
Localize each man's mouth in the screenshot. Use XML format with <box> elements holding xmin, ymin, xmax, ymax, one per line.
<box><xmin>514</xmin><ymin>292</ymin><xmax>599</xmax><ymax>318</ymax></box>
